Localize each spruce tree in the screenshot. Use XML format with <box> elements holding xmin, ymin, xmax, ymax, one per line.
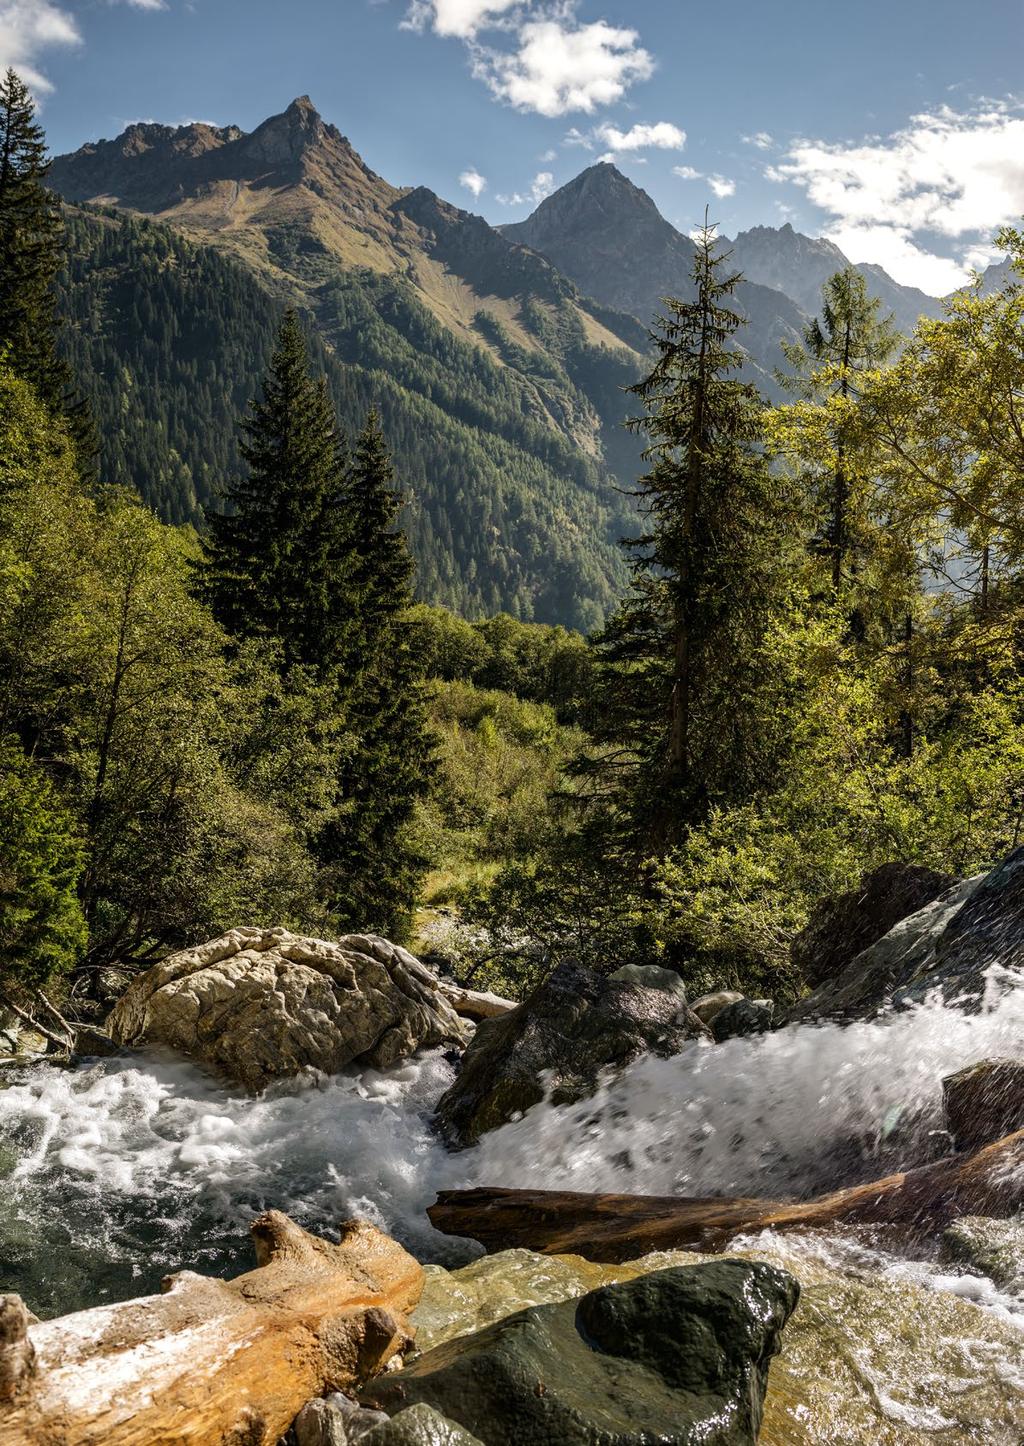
<box><xmin>324</xmin><ymin>411</ymin><xmax>433</xmax><ymax>934</ymax></box>
<box><xmin>780</xmin><ymin>268</ymin><xmax>898</xmax><ymax>593</ymax></box>
<box><xmin>0</xmin><ymin>69</ymin><xmax>76</xmax><ymax>427</ymax></box>
<box><xmin>203</xmin><ymin>310</ymin><xmax>353</xmax><ymax>672</ymax></box>
<box><xmin>591</xmin><ymin>221</ymin><xmax>799</xmax><ymax>850</ymax></box>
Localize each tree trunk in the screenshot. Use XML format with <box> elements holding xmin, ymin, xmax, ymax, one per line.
<box><xmin>1</xmin><ymin>1211</ymin><xmax>423</xmax><ymax>1446</ymax></box>
<box><xmin>429</xmin><ymin>1128</ymin><xmax>1024</xmax><ymax>1263</ymax></box>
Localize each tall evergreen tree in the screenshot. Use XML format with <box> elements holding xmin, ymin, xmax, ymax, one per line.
<box><xmin>779</xmin><ymin>268</ymin><xmax>898</xmax><ymax>594</ymax></box>
<box><xmin>324</xmin><ymin>411</ymin><xmax>434</xmax><ymax>934</ymax></box>
<box><xmin>591</xmin><ymin>221</ymin><xmax>799</xmax><ymax>849</ymax></box>
<box><xmin>203</xmin><ymin>310</ymin><xmax>353</xmax><ymax>673</ymax></box>
<box><xmin>0</xmin><ymin>69</ymin><xmax>78</xmax><ymax>432</ymax></box>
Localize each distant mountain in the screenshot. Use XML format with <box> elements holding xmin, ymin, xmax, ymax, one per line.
<box><xmin>502</xmin><ymin>163</ymin><xmax>808</xmax><ymax>396</ymax></box>
<box><xmin>52</xmin><ymin>99</ymin><xmax>653</xmax><ymax>629</ymax></box>
<box><xmin>728</xmin><ymin>222</ymin><xmax>945</xmax><ymax>337</ymax></box>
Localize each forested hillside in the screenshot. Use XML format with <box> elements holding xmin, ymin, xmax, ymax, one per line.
<box><xmin>58</xmin><ymin>205</ymin><xmax>637</xmax><ymax>628</ymax></box>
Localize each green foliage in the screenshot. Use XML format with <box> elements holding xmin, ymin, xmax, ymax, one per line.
<box><xmin>0</xmin><ymin>69</ymin><xmax>74</xmax><ymax>428</ymax></box>
<box><xmin>0</xmin><ymin>738</ymin><xmax>86</xmax><ymax>989</ymax></box>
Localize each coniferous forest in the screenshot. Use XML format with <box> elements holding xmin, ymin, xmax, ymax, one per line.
<box><xmin>5</xmin><ymin>61</ymin><xmax>1024</xmax><ymax>1020</ymax></box>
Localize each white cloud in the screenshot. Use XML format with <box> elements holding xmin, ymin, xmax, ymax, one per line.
<box><xmin>672</xmin><ymin>164</ymin><xmax>701</xmax><ymax>181</ymax></box>
<box><xmin>538</xmin><ymin>147</ymin><xmax>557</xmax><ymax>162</ymax></box>
<box><xmin>402</xmin><ymin>0</ymin><xmax>521</xmax><ymax>39</ymax></box>
<box><xmin>593</xmin><ymin>119</ymin><xmax>684</xmax><ymax>152</ymax></box>
<box><xmin>769</xmin><ymin>102</ymin><xmax>1024</xmax><ymax>292</ymax></box>
<box><xmin>0</xmin><ymin>0</ymin><xmax>80</xmax><ymax>92</ymax></box>
<box><xmin>474</xmin><ymin>15</ymin><xmax>653</xmax><ymax>118</ymax></box>
<box><xmin>459</xmin><ymin>166</ymin><xmax>488</xmax><ymax>197</ymax></box>
<box><xmin>497</xmin><ymin>168</ymin><xmax>556</xmax><ymax>207</ymax></box>
<box><xmin>708</xmin><ymin>174</ymin><xmax>735</xmax><ymax>198</ymax></box>
<box><xmin>742</xmin><ymin>131</ymin><xmax>773</xmax><ymax>150</ymax></box>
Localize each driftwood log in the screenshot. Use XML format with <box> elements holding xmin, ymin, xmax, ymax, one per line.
<box><xmin>1</xmin><ymin>1210</ymin><xmax>423</xmax><ymax>1446</ymax></box>
<box><xmin>429</xmin><ymin>1128</ymin><xmax>1024</xmax><ymax>1263</ymax></box>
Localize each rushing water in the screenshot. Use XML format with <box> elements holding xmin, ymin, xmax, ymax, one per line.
<box><xmin>1</xmin><ymin>966</ymin><xmax>1023</xmax><ymax>1319</ymax></box>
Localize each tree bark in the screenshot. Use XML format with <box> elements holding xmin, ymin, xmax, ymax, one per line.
<box><xmin>1</xmin><ymin>1211</ymin><xmax>423</xmax><ymax>1446</ymax></box>
<box><xmin>429</xmin><ymin>1128</ymin><xmax>1024</xmax><ymax>1263</ymax></box>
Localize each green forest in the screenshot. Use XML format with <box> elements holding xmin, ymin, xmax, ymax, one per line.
<box><xmin>6</xmin><ymin>63</ymin><xmax>1024</xmax><ymax>1024</ymax></box>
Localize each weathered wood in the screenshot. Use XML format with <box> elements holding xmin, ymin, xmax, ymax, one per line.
<box><xmin>1</xmin><ymin>1211</ymin><xmax>424</xmax><ymax>1446</ymax></box>
<box><xmin>429</xmin><ymin>1128</ymin><xmax>1024</xmax><ymax>1263</ymax></box>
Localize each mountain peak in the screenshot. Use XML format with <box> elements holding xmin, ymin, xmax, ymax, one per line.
<box><xmin>241</xmin><ymin>95</ymin><xmax>336</xmax><ymax>167</ymax></box>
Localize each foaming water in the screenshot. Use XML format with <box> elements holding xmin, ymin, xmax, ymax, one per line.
<box><xmin>2</xmin><ymin>965</ymin><xmax>1023</xmax><ymax>1317</ymax></box>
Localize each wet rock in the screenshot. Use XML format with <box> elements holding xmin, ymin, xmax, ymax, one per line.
<box><xmin>942</xmin><ymin>1058</ymin><xmax>1024</xmax><ymax>1150</ymax></box>
<box><xmin>433</xmin><ymin>960</ymin><xmax>710</xmax><ymax>1148</ymax></box>
<box><xmin>711</xmin><ymin>998</ymin><xmax>773</xmax><ymax>1042</ymax></box>
<box><xmin>108</xmin><ymin>927</ymin><xmax>468</xmax><ymax>1092</ymax></box>
<box><xmin>941</xmin><ymin>1215</ymin><xmax>1024</xmax><ymax>1291</ymax></box>
<box><xmin>784</xmin><ymin>873</ymin><xmax>981</xmax><ymax>1023</ymax></box>
<box><xmin>690</xmin><ymin>990</ymin><xmax>744</xmax><ymax>1027</ymax></box>
<box><xmin>415</xmin><ymin>1244</ymin><xmax>1024</xmax><ymax>1445</ymax></box>
<box><xmin>292</xmin><ymin>1394</ymin><xmax>391</xmax><ymax>1445</ymax></box>
<box><xmin>362</xmin><ymin>1405</ymin><xmax>483</xmax><ymax>1445</ymax></box>
<box><xmin>791</xmin><ymin>863</ymin><xmax>957</xmax><ymax>990</ymax></box>
<box><xmin>364</xmin><ymin>1261</ymin><xmax>798</xmax><ymax>1445</ymax></box>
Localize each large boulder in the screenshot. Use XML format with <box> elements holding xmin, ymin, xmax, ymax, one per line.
<box><xmin>433</xmin><ymin>960</ymin><xmax>710</xmax><ymax>1148</ymax></box>
<box><xmin>791</xmin><ymin>862</ymin><xmax>956</xmax><ymax>990</ymax></box>
<box><xmin>711</xmin><ymin>998</ymin><xmax>773</xmax><ymax>1042</ymax></box>
<box><xmin>784</xmin><ymin>873</ymin><xmax>983</xmax><ymax>1024</ymax></box>
<box><xmin>363</xmin><ymin>1261</ymin><xmax>798</xmax><ymax>1445</ymax></box>
<box><xmin>942</xmin><ymin>1058</ymin><xmax>1024</xmax><ymax>1151</ymax></box>
<box><xmin>108</xmin><ymin>927</ymin><xmax>468</xmax><ymax>1092</ymax></box>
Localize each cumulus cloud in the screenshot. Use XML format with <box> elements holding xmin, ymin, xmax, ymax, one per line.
<box><xmin>474</xmin><ymin>16</ymin><xmax>653</xmax><ymax>117</ymax></box>
<box><xmin>0</xmin><ymin>0</ymin><xmax>80</xmax><ymax>91</ymax></box>
<box><xmin>402</xmin><ymin>0</ymin><xmax>521</xmax><ymax>39</ymax></box>
<box><xmin>459</xmin><ymin>166</ymin><xmax>487</xmax><ymax>197</ymax></box>
<box><xmin>742</xmin><ymin>131</ymin><xmax>773</xmax><ymax>150</ymax></box>
<box><xmin>672</xmin><ymin>164</ymin><xmax>701</xmax><ymax>180</ymax></box>
<box><xmin>769</xmin><ymin>102</ymin><xmax>1024</xmax><ymax>291</ymax></box>
<box><xmin>497</xmin><ymin>168</ymin><xmax>556</xmax><ymax>206</ymax></box>
<box><xmin>708</xmin><ymin>174</ymin><xmax>735</xmax><ymax>198</ymax></box>
<box><xmin>593</xmin><ymin>120</ymin><xmax>685</xmax><ymax>152</ymax></box>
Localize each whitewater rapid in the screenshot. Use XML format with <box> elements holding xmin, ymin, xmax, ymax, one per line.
<box><xmin>2</xmin><ymin>965</ymin><xmax>1023</xmax><ymax>1317</ymax></box>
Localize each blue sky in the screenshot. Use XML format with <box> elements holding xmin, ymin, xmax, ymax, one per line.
<box><xmin>5</xmin><ymin>0</ymin><xmax>1024</xmax><ymax>293</ymax></box>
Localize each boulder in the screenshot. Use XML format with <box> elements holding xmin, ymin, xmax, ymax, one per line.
<box><xmin>942</xmin><ymin>1058</ymin><xmax>1024</xmax><ymax>1151</ymax></box>
<box><xmin>414</xmin><ymin>1245</ymin><xmax>1024</xmax><ymax>1445</ymax></box>
<box><xmin>362</xmin><ymin>1405</ymin><xmax>483</xmax><ymax>1445</ymax></box>
<box><xmin>363</xmin><ymin>1261</ymin><xmax>798</xmax><ymax>1445</ymax></box>
<box><xmin>791</xmin><ymin>862</ymin><xmax>956</xmax><ymax>990</ymax></box>
<box><xmin>433</xmin><ymin>960</ymin><xmax>711</xmax><ymax>1148</ymax></box>
<box><xmin>690</xmin><ymin>990</ymin><xmax>743</xmax><ymax>1027</ymax></box>
<box><xmin>607</xmin><ymin>963</ymin><xmax>689</xmax><ymax>997</ymax></box>
<box><xmin>941</xmin><ymin>1215</ymin><xmax>1024</xmax><ymax>1292</ymax></box>
<box><xmin>108</xmin><ymin>927</ymin><xmax>468</xmax><ymax>1092</ymax></box>
<box><xmin>711</xmin><ymin>998</ymin><xmax>773</xmax><ymax>1042</ymax></box>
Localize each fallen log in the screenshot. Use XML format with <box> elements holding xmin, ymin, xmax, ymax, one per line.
<box><xmin>429</xmin><ymin>1128</ymin><xmax>1024</xmax><ymax>1263</ymax></box>
<box><xmin>1</xmin><ymin>1210</ymin><xmax>423</xmax><ymax>1446</ymax></box>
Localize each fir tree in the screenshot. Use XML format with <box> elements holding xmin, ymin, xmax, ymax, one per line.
<box><xmin>591</xmin><ymin>220</ymin><xmax>800</xmax><ymax>850</ymax></box>
<box><xmin>203</xmin><ymin>310</ymin><xmax>353</xmax><ymax>673</ymax></box>
<box><xmin>324</xmin><ymin>411</ymin><xmax>434</xmax><ymax>934</ymax></box>
<box><xmin>0</xmin><ymin>69</ymin><xmax>79</xmax><ymax>434</ymax></box>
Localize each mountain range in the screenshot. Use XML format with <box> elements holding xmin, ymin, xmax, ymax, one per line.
<box><xmin>50</xmin><ymin>96</ymin><xmax>961</xmax><ymax>627</ymax></box>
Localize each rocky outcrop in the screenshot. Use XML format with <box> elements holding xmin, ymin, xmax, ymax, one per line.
<box><xmin>690</xmin><ymin>990</ymin><xmax>743</xmax><ymax>1027</ymax></box>
<box><xmin>942</xmin><ymin>1058</ymin><xmax>1024</xmax><ymax>1151</ymax></box>
<box><xmin>791</xmin><ymin>862</ymin><xmax>957</xmax><ymax>990</ymax></box>
<box><xmin>433</xmin><ymin>960</ymin><xmax>710</xmax><ymax>1148</ymax></box>
<box><xmin>108</xmin><ymin>928</ymin><xmax>467</xmax><ymax>1092</ymax></box>
<box><xmin>363</xmin><ymin>1261</ymin><xmax>798</xmax><ymax>1445</ymax></box>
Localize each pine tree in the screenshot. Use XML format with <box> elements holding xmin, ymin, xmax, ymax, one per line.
<box><xmin>323</xmin><ymin>411</ymin><xmax>434</xmax><ymax>934</ymax></box>
<box><xmin>0</xmin><ymin>69</ymin><xmax>78</xmax><ymax>430</ymax></box>
<box><xmin>203</xmin><ymin>310</ymin><xmax>353</xmax><ymax>673</ymax></box>
<box><xmin>779</xmin><ymin>268</ymin><xmax>898</xmax><ymax>594</ymax></box>
<box><xmin>591</xmin><ymin>221</ymin><xmax>800</xmax><ymax>850</ymax></box>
